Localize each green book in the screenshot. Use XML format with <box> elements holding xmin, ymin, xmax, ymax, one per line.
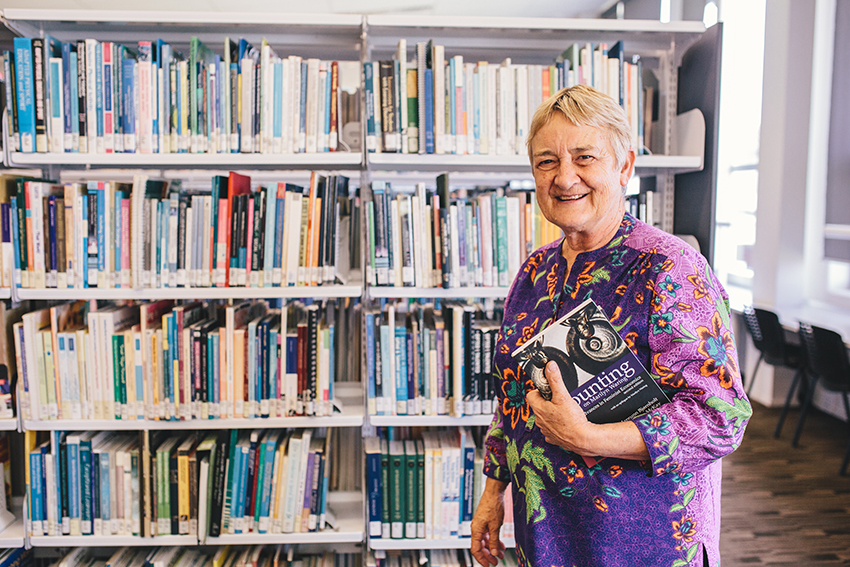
<box><xmin>495</xmin><ymin>196</ymin><xmax>509</xmax><ymax>286</ymax></box>
<box><xmin>389</xmin><ymin>439</ymin><xmax>406</xmax><ymax>539</ymax></box>
<box><xmin>404</xmin><ymin>440</ymin><xmax>418</xmax><ymax>539</ymax></box>
<box><xmin>380</xmin><ymin>437</ymin><xmax>391</xmax><ymax>538</ymax></box>
<box><xmin>113</xmin><ymin>334</ymin><xmax>126</xmax><ymax>416</ymax></box>
<box><xmin>416</xmin><ymin>439</ymin><xmax>425</xmax><ymax>538</ymax></box>
<box><xmin>221</xmin><ymin>429</ymin><xmax>239</xmax><ymax>532</ymax></box>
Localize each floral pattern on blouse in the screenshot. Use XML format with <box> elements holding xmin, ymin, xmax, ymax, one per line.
<box><xmin>482</xmin><ymin>213</ymin><xmax>750</xmax><ymax>567</ymax></box>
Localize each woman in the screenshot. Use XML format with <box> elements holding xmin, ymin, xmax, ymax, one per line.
<box><xmin>470</xmin><ymin>85</ymin><xmax>750</xmax><ymax>567</ymax></box>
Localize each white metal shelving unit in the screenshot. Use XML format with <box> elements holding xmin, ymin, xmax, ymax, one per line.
<box><xmin>368</xmin><ymin>414</ymin><xmax>493</xmax><ymax>427</ymax></box>
<box><xmin>6</xmin><ymin>152</ymin><xmax>363</xmax><ymax>170</ymax></box>
<box><xmin>24</xmin><ymin>385</ymin><xmax>364</xmax><ymax>430</ymax></box>
<box><xmin>0</xmin><ymin>420</ymin><xmax>17</xmax><ymax>432</ymax></box>
<box><xmin>1</xmin><ymin>9</ymin><xmax>718</xmax><ymax>558</ymax></box>
<box><xmin>13</xmin><ymin>285</ymin><xmax>363</xmax><ymax>302</ymax></box>
<box><xmin>368</xmin><ymin>286</ymin><xmax>509</xmax><ymax>300</ymax></box>
<box><xmin>368</xmin><ymin>536</ymin><xmax>515</xmax><ymax>550</ymax></box>
<box><xmin>204</xmin><ymin>491</ymin><xmax>363</xmax><ymax>546</ymax></box>
<box><xmin>29</xmin><ymin>534</ymin><xmax>198</xmax><ymax>547</ymax></box>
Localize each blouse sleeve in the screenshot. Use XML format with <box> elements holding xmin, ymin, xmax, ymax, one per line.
<box><xmin>632</xmin><ymin>252</ymin><xmax>752</xmax><ymax>477</ymax></box>
<box><xmin>482</xmin><ymin>408</ymin><xmax>510</xmax><ymax>482</ymax></box>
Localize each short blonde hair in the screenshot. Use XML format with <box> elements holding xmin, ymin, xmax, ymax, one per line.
<box><xmin>527</xmin><ymin>84</ymin><xmax>633</xmax><ymax>168</ymax></box>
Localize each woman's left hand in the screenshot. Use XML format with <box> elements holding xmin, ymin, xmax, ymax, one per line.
<box><xmin>525</xmin><ymin>360</ymin><xmax>594</xmax><ymax>454</ymax></box>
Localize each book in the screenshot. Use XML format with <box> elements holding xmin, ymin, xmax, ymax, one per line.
<box><xmin>512</xmin><ymin>298</ymin><xmax>670</xmax><ymax>461</ymax></box>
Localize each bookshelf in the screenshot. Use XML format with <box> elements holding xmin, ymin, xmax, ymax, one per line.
<box><xmin>0</xmin><ymin>8</ymin><xmax>722</xmax><ymax>559</ymax></box>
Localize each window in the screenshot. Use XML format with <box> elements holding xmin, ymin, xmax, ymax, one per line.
<box><xmin>712</xmin><ymin>0</ymin><xmax>766</xmax><ymax>291</ymax></box>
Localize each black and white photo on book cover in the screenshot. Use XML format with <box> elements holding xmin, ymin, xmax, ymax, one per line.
<box><xmin>512</xmin><ymin>298</ymin><xmax>670</xmax><ymax>424</ymax></box>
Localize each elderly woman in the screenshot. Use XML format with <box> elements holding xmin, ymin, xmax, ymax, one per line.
<box><xmin>470</xmin><ymin>85</ymin><xmax>750</xmax><ymax>567</ymax></box>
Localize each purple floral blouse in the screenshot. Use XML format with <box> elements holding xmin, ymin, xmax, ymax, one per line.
<box><xmin>483</xmin><ymin>213</ymin><xmax>751</xmax><ymax>567</ymax></box>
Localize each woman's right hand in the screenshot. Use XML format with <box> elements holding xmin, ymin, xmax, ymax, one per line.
<box><xmin>470</xmin><ymin>477</ymin><xmax>509</xmax><ymax>567</ymax></box>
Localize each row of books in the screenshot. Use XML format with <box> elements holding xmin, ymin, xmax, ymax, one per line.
<box><xmin>364</xmin><ymin>39</ymin><xmax>647</xmax><ymax>155</ymax></box>
<box><xmin>7</xmin><ymin>36</ymin><xmax>359</xmax><ymax>155</ymax></box>
<box><xmin>52</xmin><ymin>547</ymin><xmax>357</xmax><ymax>567</ymax></box>
<box><xmin>369</xmin><ymin>549</ymin><xmax>519</xmax><ymax>567</ymax></box>
<box><xmin>15</xmin><ymin>298</ymin><xmax>356</xmax><ymax>422</ymax></box>
<box><xmin>364</xmin><ymin>429</ymin><xmax>494</xmax><ymax>541</ymax></box>
<box><xmin>365</xmin><ymin>301</ymin><xmax>502</xmax><ymax>417</ymax></box>
<box><xmin>626</xmin><ymin>190</ymin><xmax>657</xmax><ymax>227</ymax></box>
<box><xmin>25</xmin><ymin>428</ymin><xmax>333</xmax><ymax>539</ymax></box>
<box><xmin>367</xmin><ymin>175</ymin><xmax>561</xmax><ymax>289</ymax></box>
<box><xmin>8</xmin><ymin>171</ymin><xmax>354</xmax><ymax>290</ymax></box>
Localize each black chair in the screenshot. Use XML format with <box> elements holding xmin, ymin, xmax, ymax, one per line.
<box><xmin>741</xmin><ymin>307</ymin><xmax>805</xmax><ymax>436</ymax></box>
<box><xmin>791</xmin><ymin>322</ymin><xmax>850</xmax><ymax>476</ymax></box>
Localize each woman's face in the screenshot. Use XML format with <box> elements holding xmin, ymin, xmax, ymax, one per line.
<box><xmin>530</xmin><ymin>113</ymin><xmax>634</xmax><ymax>243</ymax></box>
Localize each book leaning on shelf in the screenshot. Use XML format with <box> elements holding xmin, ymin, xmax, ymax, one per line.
<box><xmin>365</xmin><ymin>300</ymin><xmax>502</xmax><ymax>417</ymax></box>
<box><xmin>365</xmin><ymin>428</ymin><xmax>503</xmax><ymax>541</ymax></box>
<box><xmin>24</xmin><ymin>428</ymin><xmax>334</xmax><ymax>539</ymax></box>
<box><xmin>5</xmin><ymin>36</ymin><xmax>360</xmax><ymax>155</ymax></box>
<box><xmin>363</xmin><ymin>39</ymin><xmax>650</xmax><ymax>155</ymax></box>
<box><xmin>14</xmin><ymin>299</ymin><xmax>355</xmax><ymax>422</ymax></box>
<box><xmin>367</xmin><ymin>174</ymin><xmax>563</xmax><ymax>289</ymax></box>
<box><xmin>512</xmin><ymin>298</ymin><xmax>671</xmax><ymax>465</ymax></box>
<box><xmin>6</xmin><ymin>171</ymin><xmax>356</xmax><ymax>289</ymax></box>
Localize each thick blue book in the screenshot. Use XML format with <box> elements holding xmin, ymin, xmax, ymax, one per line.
<box><xmin>121</xmin><ymin>57</ymin><xmax>136</xmax><ymax>152</ymax></box>
<box><xmin>61</xmin><ymin>42</ymin><xmax>73</xmax><ymax>150</ymax></box>
<box><xmin>79</xmin><ymin>437</ymin><xmax>92</xmax><ymax>535</ymax></box>
<box><xmin>13</xmin><ymin>38</ymin><xmax>35</xmax><ymax>152</ymax></box>
<box><xmin>424</xmin><ymin>68</ymin><xmax>434</xmax><ymax>154</ymax></box>
<box><xmin>70</xmin><ymin>50</ymin><xmax>79</xmax><ymax>148</ymax></box>
<box><xmin>94</xmin><ymin>42</ymin><xmax>104</xmax><ymax>147</ymax></box>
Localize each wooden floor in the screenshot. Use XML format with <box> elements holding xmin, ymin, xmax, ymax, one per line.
<box><xmin>720</xmin><ymin>402</ymin><xmax>850</xmax><ymax>566</ymax></box>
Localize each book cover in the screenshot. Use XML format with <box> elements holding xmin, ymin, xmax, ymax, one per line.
<box><xmin>512</xmin><ymin>298</ymin><xmax>670</xmax><ymax>425</ymax></box>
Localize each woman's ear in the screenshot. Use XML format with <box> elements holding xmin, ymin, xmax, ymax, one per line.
<box><xmin>619</xmin><ymin>148</ymin><xmax>637</xmax><ymax>187</ymax></box>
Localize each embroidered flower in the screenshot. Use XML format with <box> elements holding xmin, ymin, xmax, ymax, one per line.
<box><xmin>524</xmin><ymin>251</ymin><xmax>545</xmax><ymax>279</ymax></box>
<box><xmin>696</xmin><ymin>311</ymin><xmax>740</xmax><ymax>389</ymax></box>
<box><xmin>672</xmin><ymin>516</ymin><xmax>697</xmax><ymax>543</ymax></box>
<box><xmin>639</xmin><ymin>412</ymin><xmax>672</xmax><ymax>436</ymax></box>
<box><xmin>688</xmin><ymin>271</ymin><xmax>710</xmax><ymax>301</ymax></box>
<box><xmin>660</xmin><ymin>275</ymin><xmax>681</xmax><ymax>297</ymax></box>
<box><xmin>500</xmin><ymin>367</ymin><xmax>532</xmax><ymax>428</ymax></box>
<box><xmin>651</xmin><ymin>291</ymin><xmax>667</xmax><ymax>312</ymax></box>
<box><xmin>607</xmin><ymin>249</ymin><xmax>627</xmax><ymax>267</ymax></box>
<box><xmin>560</xmin><ymin>461</ymin><xmax>584</xmax><ymax>483</ymax></box>
<box><xmin>651</xmin><ymin>311</ymin><xmax>674</xmax><ymax>335</ymax></box>
<box><xmin>672</xmin><ymin>472</ymin><xmax>694</xmax><ymax>486</ymax></box>
<box><xmin>593</xmin><ymin>497</ymin><xmax>609</xmax><ymax>512</ymax></box>
<box><xmin>653</xmin><ymin>353</ymin><xmax>688</xmax><ymax>388</ymax></box>
<box><xmin>516</xmin><ymin>318</ymin><xmax>540</xmax><ymax>348</ymax></box>
<box><xmin>656</xmin><ymin>461</ymin><xmax>681</xmax><ymax>475</ymax></box>
<box><xmin>546</xmin><ymin>264</ymin><xmax>559</xmax><ymax>302</ymax></box>
<box><xmin>655</xmin><ymin>258</ymin><xmax>675</xmax><ymax>273</ymax></box>
<box><xmin>608</xmin><ymin>465</ymin><xmax>623</xmax><ymax>478</ymax></box>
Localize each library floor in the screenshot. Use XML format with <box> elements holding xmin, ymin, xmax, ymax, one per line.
<box><xmin>720</xmin><ymin>402</ymin><xmax>850</xmax><ymax>566</ymax></box>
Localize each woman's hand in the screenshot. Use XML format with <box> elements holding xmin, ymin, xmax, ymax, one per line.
<box><xmin>526</xmin><ymin>360</ymin><xmax>651</xmax><ymax>460</ymax></box>
<box><xmin>526</xmin><ymin>360</ymin><xmax>594</xmax><ymax>454</ymax></box>
<box><xmin>470</xmin><ymin>477</ymin><xmax>508</xmax><ymax>567</ymax></box>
